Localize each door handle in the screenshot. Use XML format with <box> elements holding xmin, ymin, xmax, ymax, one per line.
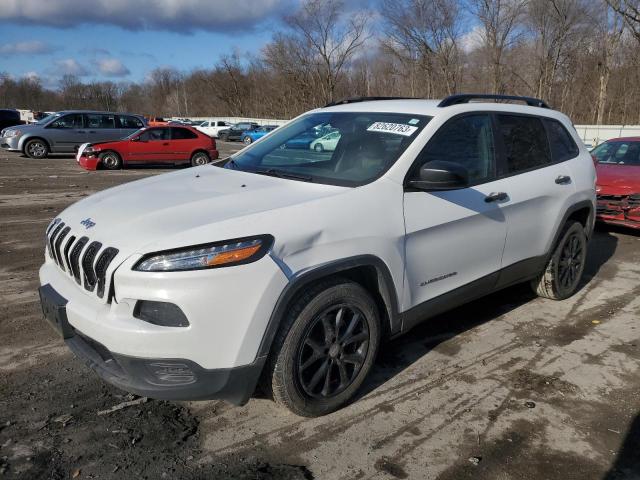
<box><xmin>76</xmin><ymin>130</ymin><xmax>86</xmax><ymax>133</ymax></box>
<box><xmin>485</xmin><ymin>192</ymin><xmax>508</xmax><ymax>203</ymax></box>
<box><xmin>162</xmin><ymin>142</ymin><xmax>169</xmax><ymax>146</ymax></box>
<box><xmin>88</xmin><ymin>130</ymin><xmax>96</xmax><ymax>134</ymax></box>
<box><xmin>555</xmin><ymin>175</ymin><xmax>571</xmax><ymax>184</ymax></box>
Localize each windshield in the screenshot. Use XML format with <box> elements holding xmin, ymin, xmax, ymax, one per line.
<box><xmin>124</xmin><ymin>127</ymin><xmax>147</xmax><ymax>140</ymax></box>
<box><xmin>36</xmin><ymin>113</ymin><xmax>62</xmax><ymax>125</ymax></box>
<box><xmin>592</xmin><ymin>141</ymin><xmax>640</xmax><ymax>166</ymax></box>
<box><xmin>223</xmin><ymin>112</ymin><xmax>430</xmax><ymax>186</ymax></box>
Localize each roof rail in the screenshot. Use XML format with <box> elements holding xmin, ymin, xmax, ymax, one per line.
<box><xmin>324</xmin><ymin>96</ymin><xmax>417</xmax><ymax>108</ymax></box>
<box><xmin>438</xmin><ymin>94</ymin><xmax>550</xmax><ymax>109</ymax></box>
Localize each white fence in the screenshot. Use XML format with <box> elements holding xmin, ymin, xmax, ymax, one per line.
<box><xmin>574</xmin><ymin>125</ymin><xmax>640</xmax><ymax>147</ymax></box>
<box><xmin>170</xmin><ymin>116</ymin><xmax>289</xmax><ymax>127</ymax></box>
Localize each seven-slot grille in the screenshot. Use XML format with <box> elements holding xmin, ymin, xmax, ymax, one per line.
<box><xmin>45</xmin><ymin>219</ymin><xmax>119</xmax><ymax>300</ymax></box>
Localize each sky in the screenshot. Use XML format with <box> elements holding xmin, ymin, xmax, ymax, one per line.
<box><xmin>0</xmin><ymin>0</ymin><xmax>296</xmax><ymax>89</ymax></box>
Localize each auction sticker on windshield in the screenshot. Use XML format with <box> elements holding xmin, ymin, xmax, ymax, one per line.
<box><xmin>367</xmin><ymin>122</ymin><xmax>418</xmax><ymax>137</ymax></box>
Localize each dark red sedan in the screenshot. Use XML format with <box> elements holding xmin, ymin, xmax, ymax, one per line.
<box><xmin>592</xmin><ymin>137</ymin><xmax>640</xmax><ymax>230</ymax></box>
<box><xmin>77</xmin><ymin>125</ymin><xmax>218</xmax><ymax>170</ymax></box>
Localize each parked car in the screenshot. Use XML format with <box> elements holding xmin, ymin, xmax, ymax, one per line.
<box><xmin>147</xmin><ymin>117</ymin><xmax>168</xmax><ymax>126</ymax></box>
<box><xmin>39</xmin><ymin>94</ymin><xmax>595</xmax><ymax>417</ymax></box>
<box><xmin>218</xmin><ymin>122</ymin><xmax>260</xmax><ymax>142</ymax></box>
<box><xmin>591</xmin><ymin>137</ymin><xmax>640</xmax><ymax>230</ymax></box>
<box><xmin>76</xmin><ymin>125</ymin><xmax>218</xmax><ymax>170</ymax></box>
<box><xmin>0</xmin><ymin>109</ymin><xmax>24</xmax><ymax>131</ymax></box>
<box><xmin>196</xmin><ymin>120</ymin><xmax>233</xmax><ymax>138</ymax></box>
<box><xmin>280</xmin><ymin>131</ymin><xmax>320</xmax><ymax>149</ymax></box>
<box><xmin>309</xmin><ymin>130</ymin><xmax>341</xmax><ymax>151</ymax></box>
<box><xmin>0</xmin><ymin>111</ymin><xmax>146</xmax><ymax>159</ymax></box>
<box><xmin>242</xmin><ymin>125</ymin><xmax>278</xmax><ymax>145</ymax></box>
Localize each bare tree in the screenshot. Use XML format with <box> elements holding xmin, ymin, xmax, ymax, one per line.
<box><xmin>265</xmin><ymin>0</ymin><xmax>370</xmax><ymax>104</ymax></box>
<box><xmin>606</xmin><ymin>0</ymin><xmax>640</xmax><ymax>43</ymax></box>
<box><xmin>472</xmin><ymin>0</ymin><xmax>526</xmax><ymax>94</ymax></box>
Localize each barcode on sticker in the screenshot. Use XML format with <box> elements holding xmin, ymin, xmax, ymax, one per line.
<box><xmin>367</xmin><ymin>122</ymin><xmax>418</xmax><ymax>136</ymax></box>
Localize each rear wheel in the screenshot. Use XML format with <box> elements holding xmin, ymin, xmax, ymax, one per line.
<box><xmin>267</xmin><ymin>279</ymin><xmax>380</xmax><ymax>417</ymax></box>
<box><xmin>190</xmin><ymin>151</ymin><xmax>209</xmax><ymax>167</ymax></box>
<box><xmin>531</xmin><ymin>221</ymin><xmax>587</xmax><ymax>300</ymax></box>
<box><xmin>99</xmin><ymin>151</ymin><xmax>122</xmax><ymax>170</ymax></box>
<box><xmin>24</xmin><ymin>139</ymin><xmax>49</xmax><ymax>159</ymax></box>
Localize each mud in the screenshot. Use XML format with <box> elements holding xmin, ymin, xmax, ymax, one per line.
<box><xmin>1</xmin><ymin>148</ymin><xmax>639</xmax><ymax>479</ymax></box>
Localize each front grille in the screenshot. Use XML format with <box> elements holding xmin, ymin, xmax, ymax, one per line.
<box><xmin>46</xmin><ymin>221</ymin><xmax>119</xmax><ymax>301</ymax></box>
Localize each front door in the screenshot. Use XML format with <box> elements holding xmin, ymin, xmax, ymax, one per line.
<box><xmin>402</xmin><ymin>113</ymin><xmax>508</xmax><ymax>316</ymax></box>
<box><xmin>127</xmin><ymin>127</ymin><xmax>172</xmax><ymax>162</ymax></box>
<box><xmin>45</xmin><ymin>113</ymin><xmax>85</xmax><ymax>152</ymax></box>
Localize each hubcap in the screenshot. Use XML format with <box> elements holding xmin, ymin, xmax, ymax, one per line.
<box><xmin>194</xmin><ymin>154</ymin><xmax>207</xmax><ymax>165</ymax></box>
<box><xmin>104</xmin><ymin>155</ymin><xmax>117</xmax><ymax>168</ymax></box>
<box><xmin>28</xmin><ymin>142</ymin><xmax>45</xmax><ymax>157</ymax></box>
<box><xmin>297</xmin><ymin>305</ymin><xmax>370</xmax><ymax>399</ymax></box>
<box><xmin>558</xmin><ymin>232</ymin><xmax>584</xmax><ymax>290</ymax></box>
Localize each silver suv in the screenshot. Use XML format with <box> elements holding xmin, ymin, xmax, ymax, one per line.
<box><xmin>0</xmin><ymin>110</ymin><xmax>146</xmax><ymax>159</ymax></box>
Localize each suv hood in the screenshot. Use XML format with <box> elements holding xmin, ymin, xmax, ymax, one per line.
<box><xmin>56</xmin><ymin>165</ymin><xmax>347</xmax><ymax>257</ymax></box>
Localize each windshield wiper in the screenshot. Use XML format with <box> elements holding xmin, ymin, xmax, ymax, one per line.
<box><xmin>254</xmin><ymin>168</ymin><xmax>314</xmax><ymax>182</ymax></box>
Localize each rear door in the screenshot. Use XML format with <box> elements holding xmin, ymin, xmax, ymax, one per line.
<box><xmin>494</xmin><ymin>114</ymin><xmax>575</xmax><ymax>283</ymax></box>
<box><xmin>403</xmin><ymin>113</ymin><xmax>508</xmax><ymax>317</ymax></box>
<box><xmin>84</xmin><ymin>113</ymin><xmax>120</xmax><ymax>143</ymax></box>
<box><xmin>45</xmin><ymin>113</ymin><xmax>85</xmax><ymax>152</ymax></box>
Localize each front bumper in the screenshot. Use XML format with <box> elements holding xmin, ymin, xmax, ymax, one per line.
<box><xmin>78</xmin><ymin>155</ymin><xmax>100</xmax><ymax>170</ymax></box>
<box><xmin>596</xmin><ymin>194</ymin><xmax>640</xmax><ymax>229</ymax></box>
<box><xmin>0</xmin><ymin>135</ymin><xmax>21</xmax><ymax>151</ymax></box>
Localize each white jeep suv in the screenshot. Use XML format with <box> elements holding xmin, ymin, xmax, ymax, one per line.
<box><xmin>39</xmin><ymin>94</ymin><xmax>596</xmax><ymax>416</ymax></box>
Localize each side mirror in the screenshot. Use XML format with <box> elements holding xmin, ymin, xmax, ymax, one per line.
<box><xmin>130</xmin><ymin>136</ymin><xmax>139</xmax><ymax>142</ymax></box>
<box><xmin>407</xmin><ymin>160</ymin><xmax>469</xmax><ymax>191</ymax></box>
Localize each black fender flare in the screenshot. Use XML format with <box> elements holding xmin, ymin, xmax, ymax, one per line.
<box><xmin>256</xmin><ymin>254</ymin><xmax>401</xmax><ymax>360</ymax></box>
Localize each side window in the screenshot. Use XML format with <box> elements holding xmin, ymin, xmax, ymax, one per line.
<box><xmin>217</xmin><ymin>121</ymin><xmax>227</xmax><ymax>127</ymax></box>
<box><xmin>139</xmin><ymin>128</ymin><xmax>170</xmax><ymax>141</ymax></box>
<box><xmin>498</xmin><ymin>115</ymin><xmax>551</xmax><ymax>174</ymax></box>
<box><xmin>49</xmin><ymin>113</ymin><xmax>83</xmax><ymax>129</ymax></box>
<box><xmin>417</xmin><ymin>114</ymin><xmax>496</xmax><ymax>185</ymax></box>
<box><xmin>118</xmin><ymin>115</ymin><xmax>143</xmax><ymax>129</ymax></box>
<box><xmin>171</xmin><ymin>127</ymin><xmax>198</xmax><ymax>140</ymax></box>
<box><xmin>86</xmin><ymin>114</ymin><xmax>115</xmax><ymax>129</ymax></box>
<box><xmin>544</xmin><ymin>118</ymin><xmax>579</xmax><ymax>162</ymax></box>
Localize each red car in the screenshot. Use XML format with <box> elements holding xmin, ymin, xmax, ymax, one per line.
<box><xmin>592</xmin><ymin>137</ymin><xmax>640</xmax><ymax>230</ymax></box>
<box><xmin>77</xmin><ymin>125</ymin><xmax>218</xmax><ymax>170</ymax></box>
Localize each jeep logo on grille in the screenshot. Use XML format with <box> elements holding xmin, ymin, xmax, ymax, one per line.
<box><xmin>80</xmin><ymin>218</ymin><xmax>96</xmax><ymax>229</ymax></box>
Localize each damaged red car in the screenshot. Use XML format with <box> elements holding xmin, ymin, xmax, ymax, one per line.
<box><xmin>77</xmin><ymin>126</ymin><xmax>218</xmax><ymax>170</ymax></box>
<box><xmin>592</xmin><ymin>137</ymin><xmax>640</xmax><ymax>230</ymax></box>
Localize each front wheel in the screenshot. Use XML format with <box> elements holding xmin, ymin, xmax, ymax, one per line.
<box><xmin>24</xmin><ymin>139</ymin><xmax>49</xmax><ymax>159</ymax></box>
<box><xmin>190</xmin><ymin>151</ymin><xmax>209</xmax><ymax>166</ymax></box>
<box><xmin>99</xmin><ymin>151</ymin><xmax>122</xmax><ymax>170</ymax></box>
<box><xmin>243</xmin><ymin>136</ymin><xmax>253</xmax><ymax>145</ymax></box>
<box><xmin>267</xmin><ymin>279</ymin><xmax>380</xmax><ymax>417</ymax></box>
<box><xmin>531</xmin><ymin>221</ymin><xmax>587</xmax><ymax>300</ymax></box>
<box><xmin>314</xmin><ymin>143</ymin><xmax>324</xmax><ymax>152</ymax></box>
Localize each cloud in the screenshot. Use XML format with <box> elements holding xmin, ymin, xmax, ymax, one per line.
<box><xmin>0</xmin><ymin>0</ymin><xmax>294</xmax><ymax>33</ymax></box>
<box><xmin>0</xmin><ymin>40</ymin><xmax>56</xmax><ymax>56</ymax></box>
<box><xmin>92</xmin><ymin>58</ymin><xmax>130</xmax><ymax>77</ymax></box>
<box><xmin>460</xmin><ymin>25</ymin><xmax>484</xmax><ymax>53</ymax></box>
<box><xmin>23</xmin><ymin>71</ymin><xmax>40</xmax><ymax>81</ymax></box>
<box><xmin>51</xmin><ymin>58</ymin><xmax>89</xmax><ymax>76</ymax></box>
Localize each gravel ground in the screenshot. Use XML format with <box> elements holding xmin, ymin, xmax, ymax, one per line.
<box><xmin>0</xmin><ymin>145</ymin><xmax>639</xmax><ymax>480</ymax></box>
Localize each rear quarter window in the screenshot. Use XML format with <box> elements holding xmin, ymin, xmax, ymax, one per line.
<box><xmin>171</xmin><ymin>128</ymin><xmax>198</xmax><ymax>140</ymax></box>
<box><xmin>544</xmin><ymin>118</ymin><xmax>579</xmax><ymax>162</ymax></box>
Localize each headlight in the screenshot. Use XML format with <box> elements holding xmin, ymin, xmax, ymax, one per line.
<box><xmin>5</xmin><ymin>129</ymin><xmax>21</xmax><ymax>138</ymax></box>
<box><xmin>83</xmin><ymin>146</ymin><xmax>98</xmax><ymax>157</ymax></box>
<box><xmin>133</xmin><ymin>235</ymin><xmax>273</xmax><ymax>272</ymax></box>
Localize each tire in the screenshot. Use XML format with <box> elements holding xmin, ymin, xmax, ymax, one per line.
<box><xmin>190</xmin><ymin>151</ymin><xmax>209</xmax><ymax>167</ymax></box>
<box><xmin>314</xmin><ymin>143</ymin><xmax>324</xmax><ymax>152</ymax></box>
<box><xmin>220</xmin><ymin>133</ymin><xmax>229</xmax><ymax>142</ymax></box>
<box><xmin>266</xmin><ymin>278</ymin><xmax>381</xmax><ymax>417</ymax></box>
<box><xmin>531</xmin><ymin>221</ymin><xmax>587</xmax><ymax>300</ymax></box>
<box><xmin>243</xmin><ymin>136</ymin><xmax>253</xmax><ymax>145</ymax></box>
<box><xmin>99</xmin><ymin>151</ymin><xmax>122</xmax><ymax>170</ymax></box>
<box><xmin>24</xmin><ymin>139</ymin><xmax>49</xmax><ymax>159</ymax></box>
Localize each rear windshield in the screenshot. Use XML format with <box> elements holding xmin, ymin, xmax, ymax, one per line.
<box><xmin>224</xmin><ymin>112</ymin><xmax>431</xmax><ymax>187</ymax></box>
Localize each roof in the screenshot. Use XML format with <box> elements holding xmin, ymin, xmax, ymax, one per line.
<box><xmin>604</xmin><ymin>137</ymin><xmax>640</xmax><ymax>142</ymax></box>
<box><xmin>57</xmin><ymin>110</ymin><xmax>144</xmax><ymax>116</ymax></box>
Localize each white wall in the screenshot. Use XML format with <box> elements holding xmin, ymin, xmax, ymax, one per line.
<box><xmin>170</xmin><ymin>116</ymin><xmax>289</xmax><ymax>126</ymax></box>
<box><xmin>574</xmin><ymin>125</ymin><xmax>640</xmax><ymax>147</ymax></box>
